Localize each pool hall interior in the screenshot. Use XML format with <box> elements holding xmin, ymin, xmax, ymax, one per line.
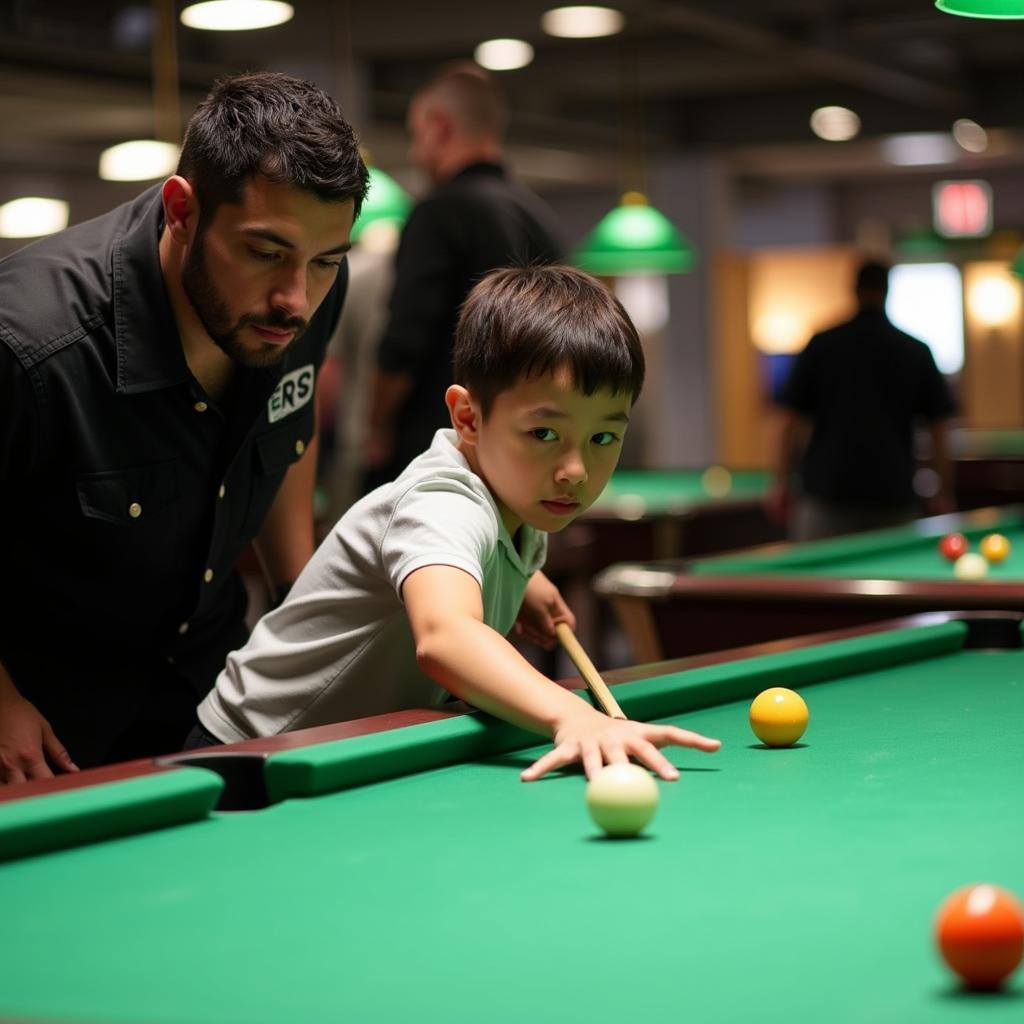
<box><xmin>2</xmin><ymin>2</ymin><xmax>1024</xmax><ymax>1018</ymax></box>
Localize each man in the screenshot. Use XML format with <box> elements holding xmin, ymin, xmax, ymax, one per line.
<box><xmin>364</xmin><ymin>62</ymin><xmax>564</xmax><ymax>490</ymax></box>
<box><xmin>0</xmin><ymin>72</ymin><xmax>368</xmax><ymax>781</ymax></box>
<box><xmin>770</xmin><ymin>259</ymin><xmax>957</xmax><ymax>541</ymax></box>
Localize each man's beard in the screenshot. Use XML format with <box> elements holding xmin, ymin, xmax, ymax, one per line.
<box><xmin>181</xmin><ymin>234</ymin><xmax>308</xmax><ymax>369</ymax></box>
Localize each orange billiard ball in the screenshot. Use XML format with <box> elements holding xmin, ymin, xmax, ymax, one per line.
<box><xmin>938</xmin><ymin>533</ymin><xmax>968</xmax><ymax>562</ymax></box>
<box><xmin>979</xmin><ymin>533</ymin><xmax>1011</xmax><ymax>564</ymax></box>
<box><xmin>935</xmin><ymin>884</ymin><xmax>1024</xmax><ymax>990</ymax></box>
<box><xmin>749</xmin><ymin>687</ymin><xmax>808</xmax><ymax>747</ymax></box>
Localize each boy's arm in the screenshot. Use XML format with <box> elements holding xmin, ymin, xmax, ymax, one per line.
<box><xmin>402</xmin><ymin>564</ymin><xmax>720</xmax><ymax>781</ymax></box>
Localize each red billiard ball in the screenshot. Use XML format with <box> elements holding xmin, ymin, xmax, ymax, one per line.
<box><xmin>935</xmin><ymin>884</ymin><xmax>1024</xmax><ymax>990</ymax></box>
<box><xmin>938</xmin><ymin>533</ymin><xmax>968</xmax><ymax>562</ymax></box>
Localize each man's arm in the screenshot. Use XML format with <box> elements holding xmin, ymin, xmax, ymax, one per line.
<box><xmin>767</xmin><ymin>409</ymin><xmax>810</xmax><ymax>526</ymax></box>
<box><xmin>252</xmin><ymin>417</ymin><xmax>319</xmax><ymax>600</ymax></box>
<box><xmin>402</xmin><ymin>564</ymin><xmax>719</xmax><ymax>781</ymax></box>
<box><xmin>0</xmin><ymin>662</ymin><xmax>78</xmax><ymax>784</ymax></box>
<box><xmin>926</xmin><ymin>418</ymin><xmax>956</xmax><ymax>514</ymax></box>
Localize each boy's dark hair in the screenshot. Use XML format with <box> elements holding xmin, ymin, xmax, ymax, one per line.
<box><xmin>177</xmin><ymin>72</ymin><xmax>369</xmax><ymax>224</ymax></box>
<box><xmin>454</xmin><ymin>265</ymin><xmax>644</xmax><ymax>416</ymax></box>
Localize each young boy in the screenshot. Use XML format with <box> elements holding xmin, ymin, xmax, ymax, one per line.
<box><xmin>192</xmin><ymin>265</ymin><xmax>720</xmax><ymax>780</ymax></box>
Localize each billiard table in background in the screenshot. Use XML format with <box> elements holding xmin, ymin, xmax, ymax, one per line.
<box><xmin>950</xmin><ymin>428</ymin><xmax>1024</xmax><ymax>510</ymax></box>
<box><xmin>1</xmin><ymin>612</ymin><xmax>1022</xmax><ymax>1022</ymax></box>
<box><xmin>595</xmin><ymin>506</ymin><xmax>1024</xmax><ymax>662</ymax></box>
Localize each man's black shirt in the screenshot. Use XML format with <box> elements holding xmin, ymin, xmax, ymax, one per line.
<box><xmin>0</xmin><ymin>185</ymin><xmax>346</xmax><ymax>764</ymax></box>
<box><xmin>779</xmin><ymin>308</ymin><xmax>956</xmax><ymax>507</ymax></box>
<box><xmin>375</xmin><ymin>162</ymin><xmax>563</xmax><ymax>478</ymax></box>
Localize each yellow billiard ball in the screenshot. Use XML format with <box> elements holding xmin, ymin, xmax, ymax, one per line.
<box><xmin>585</xmin><ymin>763</ymin><xmax>659</xmax><ymax>837</ymax></box>
<box><xmin>979</xmin><ymin>533</ymin><xmax>1011</xmax><ymax>564</ymax></box>
<box><xmin>749</xmin><ymin>687</ymin><xmax>809</xmax><ymax>747</ymax></box>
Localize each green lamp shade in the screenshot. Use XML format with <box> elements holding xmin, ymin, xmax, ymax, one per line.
<box><xmin>351</xmin><ymin>167</ymin><xmax>411</xmax><ymax>242</ymax></box>
<box><xmin>894</xmin><ymin>226</ymin><xmax>947</xmax><ymax>258</ymax></box>
<box><xmin>935</xmin><ymin>1</ymin><xmax>1024</xmax><ymax>17</ymax></box>
<box><xmin>1011</xmin><ymin>245</ymin><xmax>1024</xmax><ymax>278</ymax></box>
<box><xmin>575</xmin><ymin>193</ymin><xmax>696</xmax><ymax>275</ymax></box>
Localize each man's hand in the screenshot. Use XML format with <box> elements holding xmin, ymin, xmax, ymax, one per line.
<box><xmin>0</xmin><ymin>693</ymin><xmax>78</xmax><ymax>785</ymax></box>
<box><xmin>514</xmin><ymin>571</ymin><xmax>575</xmax><ymax>651</ymax></box>
<box><xmin>521</xmin><ymin>705</ymin><xmax>720</xmax><ymax>782</ymax></box>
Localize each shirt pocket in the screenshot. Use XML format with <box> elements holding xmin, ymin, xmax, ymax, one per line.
<box><xmin>77</xmin><ymin>461</ymin><xmax>179</xmax><ymax>525</ymax></box>
<box><xmin>239</xmin><ymin>406</ymin><xmax>315</xmax><ymax>540</ymax></box>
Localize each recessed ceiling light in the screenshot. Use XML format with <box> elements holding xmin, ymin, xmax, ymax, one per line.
<box><xmin>474</xmin><ymin>39</ymin><xmax>534</xmax><ymax>71</ymax></box>
<box><xmin>952</xmin><ymin>118</ymin><xmax>988</xmax><ymax>153</ymax></box>
<box><xmin>180</xmin><ymin>1</ymin><xmax>294</xmax><ymax>31</ymax></box>
<box><xmin>881</xmin><ymin>132</ymin><xmax>958</xmax><ymax>166</ymax></box>
<box><xmin>99</xmin><ymin>140</ymin><xmax>180</xmax><ymax>181</ymax></box>
<box><xmin>541</xmin><ymin>6</ymin><xmax>624</xmax><ymax>38</ymax></box>
<box><xmin>809</xmin><ymin>106</ymin><xmax>860</xmax><ymax>142</ymax></box>
<box><xmin>0</xmin><ymin>197</ymin><xmax>69</xmax><ymax>238</ymax></box>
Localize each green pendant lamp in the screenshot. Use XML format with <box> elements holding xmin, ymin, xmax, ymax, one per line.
<box><xmin>1010</xmin><ymin>246</ymin><xmax>1024</xmax><ymax>278</ymax></box>
<box><xmin>935</xmin><ymin>1</ymin><xmax>1024</xmax><ymax>17</ymax></box>
<box><xmin>350</xmin><ymin>167</ymin><xmax>411</xmax><ymax>243</ymax></box>
<box><xmin>574</xmin><ymin>191</ymin><xmax>696</xmax><ymax>275</ymax></box>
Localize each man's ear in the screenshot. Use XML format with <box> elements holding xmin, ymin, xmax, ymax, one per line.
<box><xmin>162</xmin><ymin>175</ymin><xmax>198</xmax><ymax>244</ymax></box>
<box><xmin>445</xmin><ymin>384</ymin><xmax>481</xmax><ymax>443</ymax></box>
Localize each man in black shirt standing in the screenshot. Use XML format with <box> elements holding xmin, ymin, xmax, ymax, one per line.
<box><xmin>363</xmin><ymin>62</ymin><xmax>564</xmax><ymax>490</ymax></box>
<box><xmin>0</xmin><ymin>72</ymin><xmax>367</xmax><ymax>781</ymax></box>
<box><xmin>770</xmin><ymin>260</ymin><xmax>957</xmax><ymax>540</ymax></box>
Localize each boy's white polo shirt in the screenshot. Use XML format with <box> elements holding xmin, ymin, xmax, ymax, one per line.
<box><xmin>198</xmin><ymin>429</ymin><xmax>548</xmax><ymax>741</ymax></box>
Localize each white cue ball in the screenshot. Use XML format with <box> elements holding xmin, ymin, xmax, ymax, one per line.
<box><xmin>953</xmin><ymin>552</ymin><xmax>989</xmax><ymax>580</ymax></box>
<box><xmin>585</xmin><ymin>763</ymin><xmax>660</xmax><ymax>837</ymax></box>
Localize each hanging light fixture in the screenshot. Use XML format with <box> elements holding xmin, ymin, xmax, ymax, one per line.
<box><xmin>350</xmin><ymin>167</ymin><xmax>411</xmax><ymax>243</ymax></box>
<box><xmin>100</xmin><ymin>0</ymin><xmax>181</xmax><ymax>182</ymax></box>
<box><xmin>180</xmin><ymin>1</ymin><xmax>294</xmax><ymax>31</ymax></box>
<box><xmin>575</xmin><ymin>191</ymin><xmax>695</xmax><ymax>274</ymax></box>
<box><xmin>574</xmin><ymin>42</ymin><xmax>696</xmax><ymax>275</ymax></box>
<box><xmin>935</xmin><ymin>1</ymin><xmax>1024</xmax><ymax>17</ymax></box>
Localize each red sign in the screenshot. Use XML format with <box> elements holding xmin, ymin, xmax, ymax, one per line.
<box><xmin>933</xmin><ymin>180</ymin><xmax>992</xmax><ymax>239</ymax></box>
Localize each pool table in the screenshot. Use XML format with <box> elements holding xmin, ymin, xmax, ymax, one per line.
<box><xmin>1</xmin><ymin>613</ymin><xmax>1022</xmax><ymax>1022</ymax></box>
<box><xmin>595</xmin><ymin>506</ymin><xmax>1024</xmax><ymax>662</ymax></box>
<box><xmin>950</xmin><ymin>428</ymin><xmax>1024</xmax><ymax>510</ymax></box>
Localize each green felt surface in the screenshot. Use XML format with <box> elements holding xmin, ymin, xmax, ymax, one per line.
<box><xmin>1</xmin><ymin>623</ymin><xmax>1022</xmax><ymax>1022</ymax></box>
<box><xmin>952</xmin><ymin>429</ymin><xmax>1024</xmax><ymax>458</ymax></box>
<box><xmin>590</xmin><ymin>467</ymin><xmax>770</xmax><ymax>515</ymax></box>
<box><xmin>692</xmin><ymin>511</ymin><xmax>1024</xmax><ymax>581</ymax></box>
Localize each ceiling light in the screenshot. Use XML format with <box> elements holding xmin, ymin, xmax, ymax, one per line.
<box><xmin>809</xmin><ymin>106</ymin><xmax>860</xmax><ymax>142</ymax></box>
<box><xmin>952</xmin><ymin>118</ymin><xmax>988</xmax><ymax>153</ymax></box>
<box><xmin>935</xmin><ymin>1</ymin><xmax>1024</xmax><ymax>18</ymax></box>
<box><xmin>574</xmin><ymin>192</ymin><xmax>696</xmax><ymax>276</ymax></box>
<box><xmin>180</xmin><ymin>1</ymin><xmax>294</xmax><ymax>31</ymax></box>
<box><xmin>541</xmin><ymin>6</ymin><xmax>624</xmax><ymax>38</ymax></box>
<box><xmin>474</xmin><ymin>38</ymin><xmax>534</xmax><ymax>71</ymax></box>
<box><xmin>99</xmin><ymin>140</ymin><xmax>180</xmax><ymax>181</ymax></box>
<box><xmin>0</xmin><ymin>197</ymin><xmax>69</xmax><ymax>238</ymax></box>
<box><xmin>881</xmin><ymin>132</ymin><xmax>958</xmax><ymax>167</ymax></box>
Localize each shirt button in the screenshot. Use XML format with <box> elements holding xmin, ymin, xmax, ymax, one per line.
<box><xmin>218</xmin><ymin>484</ymin><xmax>226</xmax><ymax>499</ymax></box>
<box><xmin>194</xmin><ymin>401</ymin><xmax>208</xmax><ymax>413</ymax></box>
<box><xmin>178</xmin><ymin>621</ymin><xmax>190</xmax><ymax>635</ymax></box>
<box><xmin>128</xmin><ymin>502</ymin><xmax>142</xmax><ymax>519</ymax></box>
<box><xmin>203</xmin><ymin>568</ymin><xmax>214</xmax><ymax>583</ymax></box>
<box><xmin>295</xmin><ymin>439</ymin><xmax>305</xmax><ymax>456</ymax></box>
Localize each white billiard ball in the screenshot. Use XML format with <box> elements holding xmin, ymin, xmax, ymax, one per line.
<box><xmin>585</xmin><ymin>763</ymin><xmax>659</xmax><ymax>837</ymax></box>
<box><xmin>954</xmin><ymin>552</ymin><xmax>989</xmax><ymax>580</ymax></box>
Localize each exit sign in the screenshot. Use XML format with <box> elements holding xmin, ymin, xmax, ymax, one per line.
<box><xmin>933</xmin><ymin>179</ymin><xmax>992</xmax><ymax>239</ymax></box>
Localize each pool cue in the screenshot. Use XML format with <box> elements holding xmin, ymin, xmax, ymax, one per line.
<box><xmin>555</xmin><ymin>622</ymin><xmax>627</xmax><ymax>720</ymax></box>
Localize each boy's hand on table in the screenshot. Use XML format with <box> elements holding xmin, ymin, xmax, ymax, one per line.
<box><xmin>520</xmin><ymin>706</ymin><xmax>720</xmax><ymax>783</ymax></box>
<box><xmin>514</xmin><ymin>571</ymin><xmax>575</xmax><ymax>651</ymax></box>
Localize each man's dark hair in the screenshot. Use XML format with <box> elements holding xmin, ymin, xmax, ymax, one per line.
<box><xmin>454</xmin><ymin>265</ymin><xmax>644</xmax><ymax>416</ymax></box>
<box><xmin>855</xmin><ymin>260</ymin><xmax>890</xmax><ymax>296</ymax></box>
<box><xmin>177</xmin><ymin>71</ymin><xmax>368</xmax><ymax>223</ymax></box>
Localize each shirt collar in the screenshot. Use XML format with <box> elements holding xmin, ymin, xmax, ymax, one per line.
<box><xmin>112</xmin><ymin>185</ymin><xmax>190</xmax><ymax>395</ymax></box>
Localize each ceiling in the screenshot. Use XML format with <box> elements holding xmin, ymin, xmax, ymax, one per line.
<box><xmin>2</xmin><ymin>1</ymin><xmax>1024</xmax><ymax>191</ymax></box>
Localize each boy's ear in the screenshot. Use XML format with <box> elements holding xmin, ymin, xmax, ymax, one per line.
<box><xmin>445</xmin><ymin>384</ymin><xmax>480</xmax><ymax>443</ymax></box>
